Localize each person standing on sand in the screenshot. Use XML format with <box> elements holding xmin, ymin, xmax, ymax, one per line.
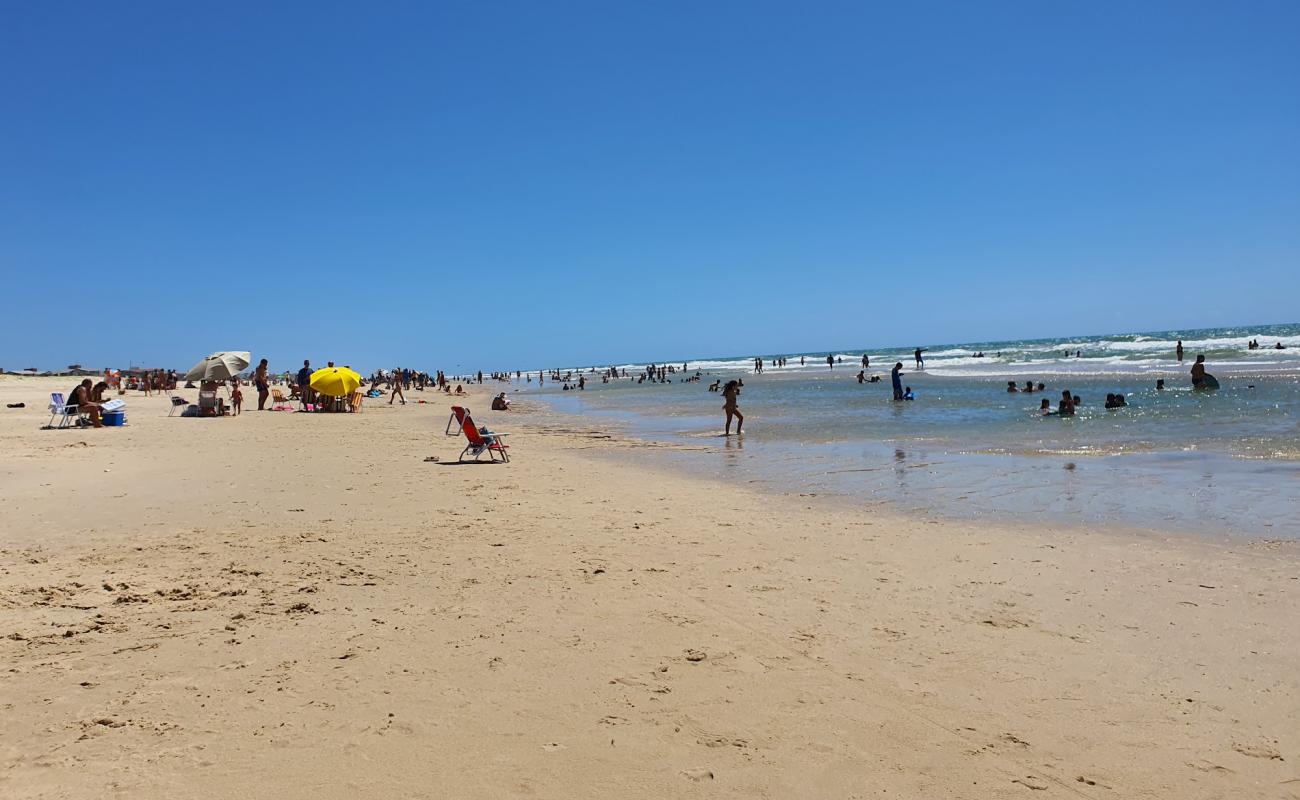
<box><xmin>722</xmin><ymin>380</ymin><xmax>743</xmax><ymax>435</ymax></box>
<box><xmin>891</xmin><ymin>362</ymin><xmax>904</xmax><ymax>401</ymax></box>
<box><xmin>254</xmin><ymin>359</ymin><xmax>270</xmax><ymax>410</ymax></box>
<box><xmin>297</xmin><ymin>360</ymin><xmax>313</xmax><ymax>410</ymax></box>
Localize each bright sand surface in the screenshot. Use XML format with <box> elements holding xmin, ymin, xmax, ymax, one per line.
<box><xmin>2</xmin><ymin>375</ymin><xmax>1297</xmax><ymax>799</ymax></box>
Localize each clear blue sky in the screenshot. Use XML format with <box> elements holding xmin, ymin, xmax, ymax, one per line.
<box><xmin>2</xmin><ymin>1</ymin><xmax>1297</xmax><ymax>372</ymax></box>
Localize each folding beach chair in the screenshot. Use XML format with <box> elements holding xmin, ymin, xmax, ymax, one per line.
<box><xmin>349</xmin><ymin>390</ymin><xmax>364</xmax><ymax>413</ymax></box>
<box><xmin>47</xmin><ymin>393</ymin><xmax>87</xmax><ymax>429</ymax></box>
<box><xmin>168</xmin><ymin>394</ymin><xmax>189</xmax><ymax>417</ymax></box>
<box><xmin>445</xmin><ymin>405</ymin><xmax>472</xmax><ymax>436</ymax></box>
<box><xmin>198</xmin><ymin>390</ymin><xmax>221</xmax><ymax>417</ymax></box>
<box><xmin>449</xmin><ymin>406</ymin><xmax>510</xmax><ymax>462</ymax></box>
<box><xmin>272</xmin><ymin>388</ymin><xmax>289</xmax><ymax>404</ymax></box>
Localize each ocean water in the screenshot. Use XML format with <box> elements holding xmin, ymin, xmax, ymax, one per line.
<box><xmin>526</xmin><ymin>324</ymin><xmax>1300</xmax><ymax>538</ymax></box>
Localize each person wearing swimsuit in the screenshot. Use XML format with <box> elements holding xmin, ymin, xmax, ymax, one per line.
<box><xmin>254</xmin><ymin>359</ymin><xmax>270</xmax><ymax>410</ymax></box>
<box><xmin>722</xmin><ymin>380</ymin><xmax>743</xmax><ymax>435</ymax></box>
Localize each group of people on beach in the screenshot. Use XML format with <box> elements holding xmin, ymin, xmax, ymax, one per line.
<box><xmin>63</xmin><ymin>334</ymin><xmax>1257</xmax><ymax>435</ymax></box>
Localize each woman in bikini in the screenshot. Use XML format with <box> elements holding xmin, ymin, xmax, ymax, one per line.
<box><xmin>722</xmin><ymin>380</ymin><xmax>743</xmax><ymax>435</ymax></box>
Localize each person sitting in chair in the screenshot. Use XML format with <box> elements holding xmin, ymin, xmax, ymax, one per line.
<box><xmin>200</xmin><ymin>380</ymin><xmax>227</xmax><ymax>416</ymax></box>
<box><xmin>69</xmin><ymin>379</ymin><xmax>104</xmax><ymax>428</ymax></box>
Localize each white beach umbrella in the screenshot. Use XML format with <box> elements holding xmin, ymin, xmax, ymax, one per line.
<box><xmin>184</xmin><ymin>351</ymin><xmax>252</xmax><ymax>382</ymax></box>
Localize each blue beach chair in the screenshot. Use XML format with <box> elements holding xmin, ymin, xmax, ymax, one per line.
<box><xmin>47</xmin><ymin>392</ymin><xmax>88</xmax><ymax>429</ymax></box>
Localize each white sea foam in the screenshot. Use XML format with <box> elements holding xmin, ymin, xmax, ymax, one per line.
<box><xmin>542</xmin><ymin>327</ymin><xmax>1300</xmax><ymax>377</ymax></box>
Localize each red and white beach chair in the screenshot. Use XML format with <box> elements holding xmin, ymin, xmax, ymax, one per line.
<box><xmin>446</xmin><ymin>405</ymin><xmax>510</xmax><ymax>462</ymax></box>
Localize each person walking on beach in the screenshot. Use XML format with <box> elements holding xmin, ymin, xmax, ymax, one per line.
<box><xmin>390</xmin><ymin>371</ymin><xmax>406</xmax><ymax>405</ymax></box>
<box><xmin>914</xmin><ymin>348</ymin><xmax>926</xmax><ymax>369</ymax></box>
<box><xmin>254</xmin><ymin>359</ymin><xmax>270</xmax><ymax>410</ymax></box>
<box><xmin>722</xmin><ymin>380</ymin><xmax>743</xmax><ymax>435</ymax></box>
<box><xmin>891</xmin><ymin>362</ymin><xmax>904</xmax><ymax>401</ymax></box>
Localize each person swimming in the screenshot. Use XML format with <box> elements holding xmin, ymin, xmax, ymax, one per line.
<box><xmin>1156</xmin><ymin>379</ymin><xmax>1165</xmax><ymax>391</ymax></box>
<box><xmin>1007</xmin><ymin>381</ymin><xmax>1019</xmax><ymax>393</ymax></box>
<box><xmin>1058</xmin><ymin>390</ymin><xmax>1075</xmax><ymax>416</ymax></box>
<box><xmin>903</xmin><ymin>386</ymin><xmax>914</xmax><ymax>401</ymax></box>
<box><xmin>1191</xmin><ymin>354</ymin><xmax>1206</xmax><ymax>387</ymax></box>
<box><xmin>1039</xmin><ymin>398</ymin><xmax>1052</xmax><ymax>414</ymax></box>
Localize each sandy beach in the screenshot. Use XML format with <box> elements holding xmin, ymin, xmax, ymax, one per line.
<box><xmin>1</xmin><ymin>375</ymin><xmax>1297</xmax><ymax>799</ymax></box>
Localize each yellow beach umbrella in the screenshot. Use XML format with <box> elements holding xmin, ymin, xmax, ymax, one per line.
<box><xmin>309</xmin><ymin>367</ymin><xmax>361</xmax><ymax>397</ymax></box>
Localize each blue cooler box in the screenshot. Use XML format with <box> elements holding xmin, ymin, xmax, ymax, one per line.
<box><xmin>102</xmin><ymin>411</ymin><xmax>126</xmax><ymax>426</ymax></box>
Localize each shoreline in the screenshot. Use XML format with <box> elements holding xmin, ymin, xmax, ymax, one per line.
<box><xmin>1</xmin><ymin>376</ymin><xmax>1298</xmax><ymax>798</ymax></box>
<box><xmin>518</xmin><ymin>383</ymin><xmax>1300</xmax><ymax>541</ymax></box>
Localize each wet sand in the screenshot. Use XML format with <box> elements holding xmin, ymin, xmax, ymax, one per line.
<box><xmin>2</xmin><ymin>375</ymin><xmax>1297</xmax><ymax>798</ymax></box>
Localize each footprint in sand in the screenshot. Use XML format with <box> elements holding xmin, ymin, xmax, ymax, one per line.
<box><xmin>698</xmin><ymin>735</ymin><xmax>748</xmax><ymax>749</ymax></box>
<box><xmin>1232</xmin><ymin>740</ymin><xmax>1284</xmax><ymax>760</ymax></box>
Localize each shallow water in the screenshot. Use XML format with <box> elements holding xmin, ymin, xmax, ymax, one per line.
<box><xmin>523</xmin><ymin>324</ymin><xmax>1300</xmax><ymax>538</ymax></box>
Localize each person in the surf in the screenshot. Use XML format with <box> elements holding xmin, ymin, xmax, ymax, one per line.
<box><xmin>891</xmin><ymin>362</ymin><xmax>905</xmax><ymax>401</ymax></box>
<box><xmin>722</xmin><ymin>380</ymin><xmax>743</xmax><ymax>435</ymax></box>
<box><xmin>1058</xmin><ymin>390</ymin><xmax>1075</xmax><ymax>416</ymax></box>
<box><xmin>1191</xmin><ymin>354</ymin><xmax>1207</xmax><ymax>388</ymax></box>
